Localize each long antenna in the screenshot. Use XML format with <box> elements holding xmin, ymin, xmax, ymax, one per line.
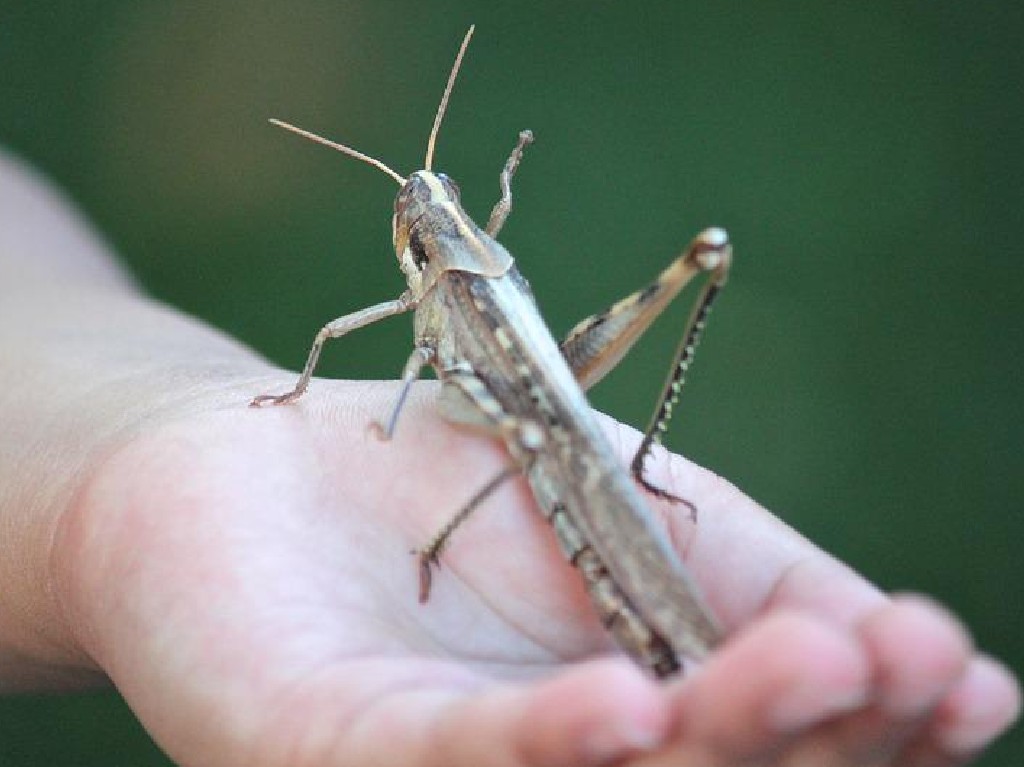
<box><xmin>268</xmin><ymin>118</ymin><xmax>407</xmax><ymax>186</ymax></box>
<box><xmin>424</xmin><ymin>25</ymin><xmax>475</xmax><ymax>171</ymax></box>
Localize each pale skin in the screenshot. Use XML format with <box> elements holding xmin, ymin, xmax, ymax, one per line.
<box><xmin>0</xmin><ymin>149</ymin><xmax>1019</xmax><ymax>766</ymax></box>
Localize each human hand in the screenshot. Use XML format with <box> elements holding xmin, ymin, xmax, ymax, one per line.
<box><xmin>50</xmin><ymin>379</ymin><xmax>1019</xmax><ymax>767</ymax></box>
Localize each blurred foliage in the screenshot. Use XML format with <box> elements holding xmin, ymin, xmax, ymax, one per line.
<box><xmin>1</xmin><ymin>2</ymin><xmax>1021</xmax><ymax>764</ymax></box>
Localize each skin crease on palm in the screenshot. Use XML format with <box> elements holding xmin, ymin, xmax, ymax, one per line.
<box><xmin>0</xmin><ymin>149</ymin><xmax>1019</xmax><ymax>766</ymax></box>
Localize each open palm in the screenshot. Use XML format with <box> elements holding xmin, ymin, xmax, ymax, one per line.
<box><xmin>53</xmin><ymin>379</ymin><xmax>1018</xmax><ymax>767</ymax></box>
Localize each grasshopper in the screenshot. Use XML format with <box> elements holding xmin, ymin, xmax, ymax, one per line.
<box><xmin>252</xmin><ymin>26</ymin><xmax>730</xmax><ymax>677</ymax></box>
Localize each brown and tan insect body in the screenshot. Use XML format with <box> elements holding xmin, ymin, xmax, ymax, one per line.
<box><xmin>253</xmin><ymin>25</ymin><xmax>731</xmax><ymax>677</ymax></box>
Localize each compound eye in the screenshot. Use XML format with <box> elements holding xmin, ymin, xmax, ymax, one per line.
<box><xmin>436</xmin><ymin>172</ymin><xmax>461</xmax><ymax>199</ymax></box>
<box><xmin>409</xmin><ymin>229</ymin><xmax>429</xmax><ymax>270</ymax></box>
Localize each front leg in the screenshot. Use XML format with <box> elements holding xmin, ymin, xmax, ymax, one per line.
<box><xmin>373</xmin><ymin>345</ymin><xmax>435</xmax><ymax>440</ymax></box>
<box><xmin>251</xmin><ymin>293</ymin><xmax>415</xmax><ymax>407</ymax></box>
<box><xmin>485</xmin><ymin>130</ymin><xmax>534</xmax><ymax>237</ymax></box>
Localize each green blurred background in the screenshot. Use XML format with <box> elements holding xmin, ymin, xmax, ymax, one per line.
<box><xmin>2</xmin><ymin>2</ymin><xmax>1021</xmax><ymax>764</ymax></box>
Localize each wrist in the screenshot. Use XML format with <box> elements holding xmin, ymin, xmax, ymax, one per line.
<box><xmin>0</xmin><ymin>290</ymin><xmax>276</xmax><ymax>689</ymax></box>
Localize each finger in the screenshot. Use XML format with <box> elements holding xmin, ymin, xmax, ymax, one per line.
<box><xmin>332</xmin><ymin>658</ymin><xmax>673</xmax><ymax>767</ymax></box>
<box><xmin>652</xmin><ymin>611</ymin><xmax>870</xmax><ymax>764</ymax></box>
<box><xmin>863</xmin><ymin>596</ymin><xmax>971</xmax><ymax>717</ymax></box>
<box><xmin>898</xmin><ymin>653</ymin><xmax>1021</xmax><ymax>767</ymax></box>
<box><xmin>777</xmin><ymin>595</ymin><xmax>973</xmax><ymax>766</ymax></box>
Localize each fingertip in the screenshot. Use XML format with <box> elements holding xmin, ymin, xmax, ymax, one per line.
<box><xmin>933</xmin><ymin>654</ymin><xmax>1022</xmax><ymax>755</ymax></box>
<box><xmin>516</xmin><ymin>658</ymin><xmax>671</xmax><ymax>765</ymax></box>
<box><xmin>859</xmin><ymin>594</ymin><xmax>973</xmax><ymax>717</ymax></box>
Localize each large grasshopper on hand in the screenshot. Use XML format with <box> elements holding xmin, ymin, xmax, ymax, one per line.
<box><xmin>252</xmin><ymin>26</ymin><xmax>730</xmax><ymax>677</ymax></box>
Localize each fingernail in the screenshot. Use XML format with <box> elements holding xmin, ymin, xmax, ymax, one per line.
<box><xmin>937</xmin><ymin>657</ymin><xmax>1022</xmax><ymax>753</ymax></box>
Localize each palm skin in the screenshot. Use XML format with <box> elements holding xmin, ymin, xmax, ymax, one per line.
<box><xmin>50</xmin><ymin>379</ymin><xmax>1019</xmax><ymax>767</ymax></box>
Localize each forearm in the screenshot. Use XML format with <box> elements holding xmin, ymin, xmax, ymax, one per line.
<box><xmin>0</xmin><ymin>150</ymin><xmax>270</xmax><ymax>689</ymax></box>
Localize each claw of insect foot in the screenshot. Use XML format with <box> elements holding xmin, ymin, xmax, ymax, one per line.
<box><xmin>416</xmin><ymin>553</ymin><xmax>436</xmax><ymax>603</ymax></box>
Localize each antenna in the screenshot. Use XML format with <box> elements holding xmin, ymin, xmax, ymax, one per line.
<box><xmin>268</xmin><ymin>118</ymin><xmax>407</xmax><ymax>186</ymax></box>
<box><xmin>424</xmin><ymin>25</ymin><xmax>475</xmax><ymax>171</ymax></box>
